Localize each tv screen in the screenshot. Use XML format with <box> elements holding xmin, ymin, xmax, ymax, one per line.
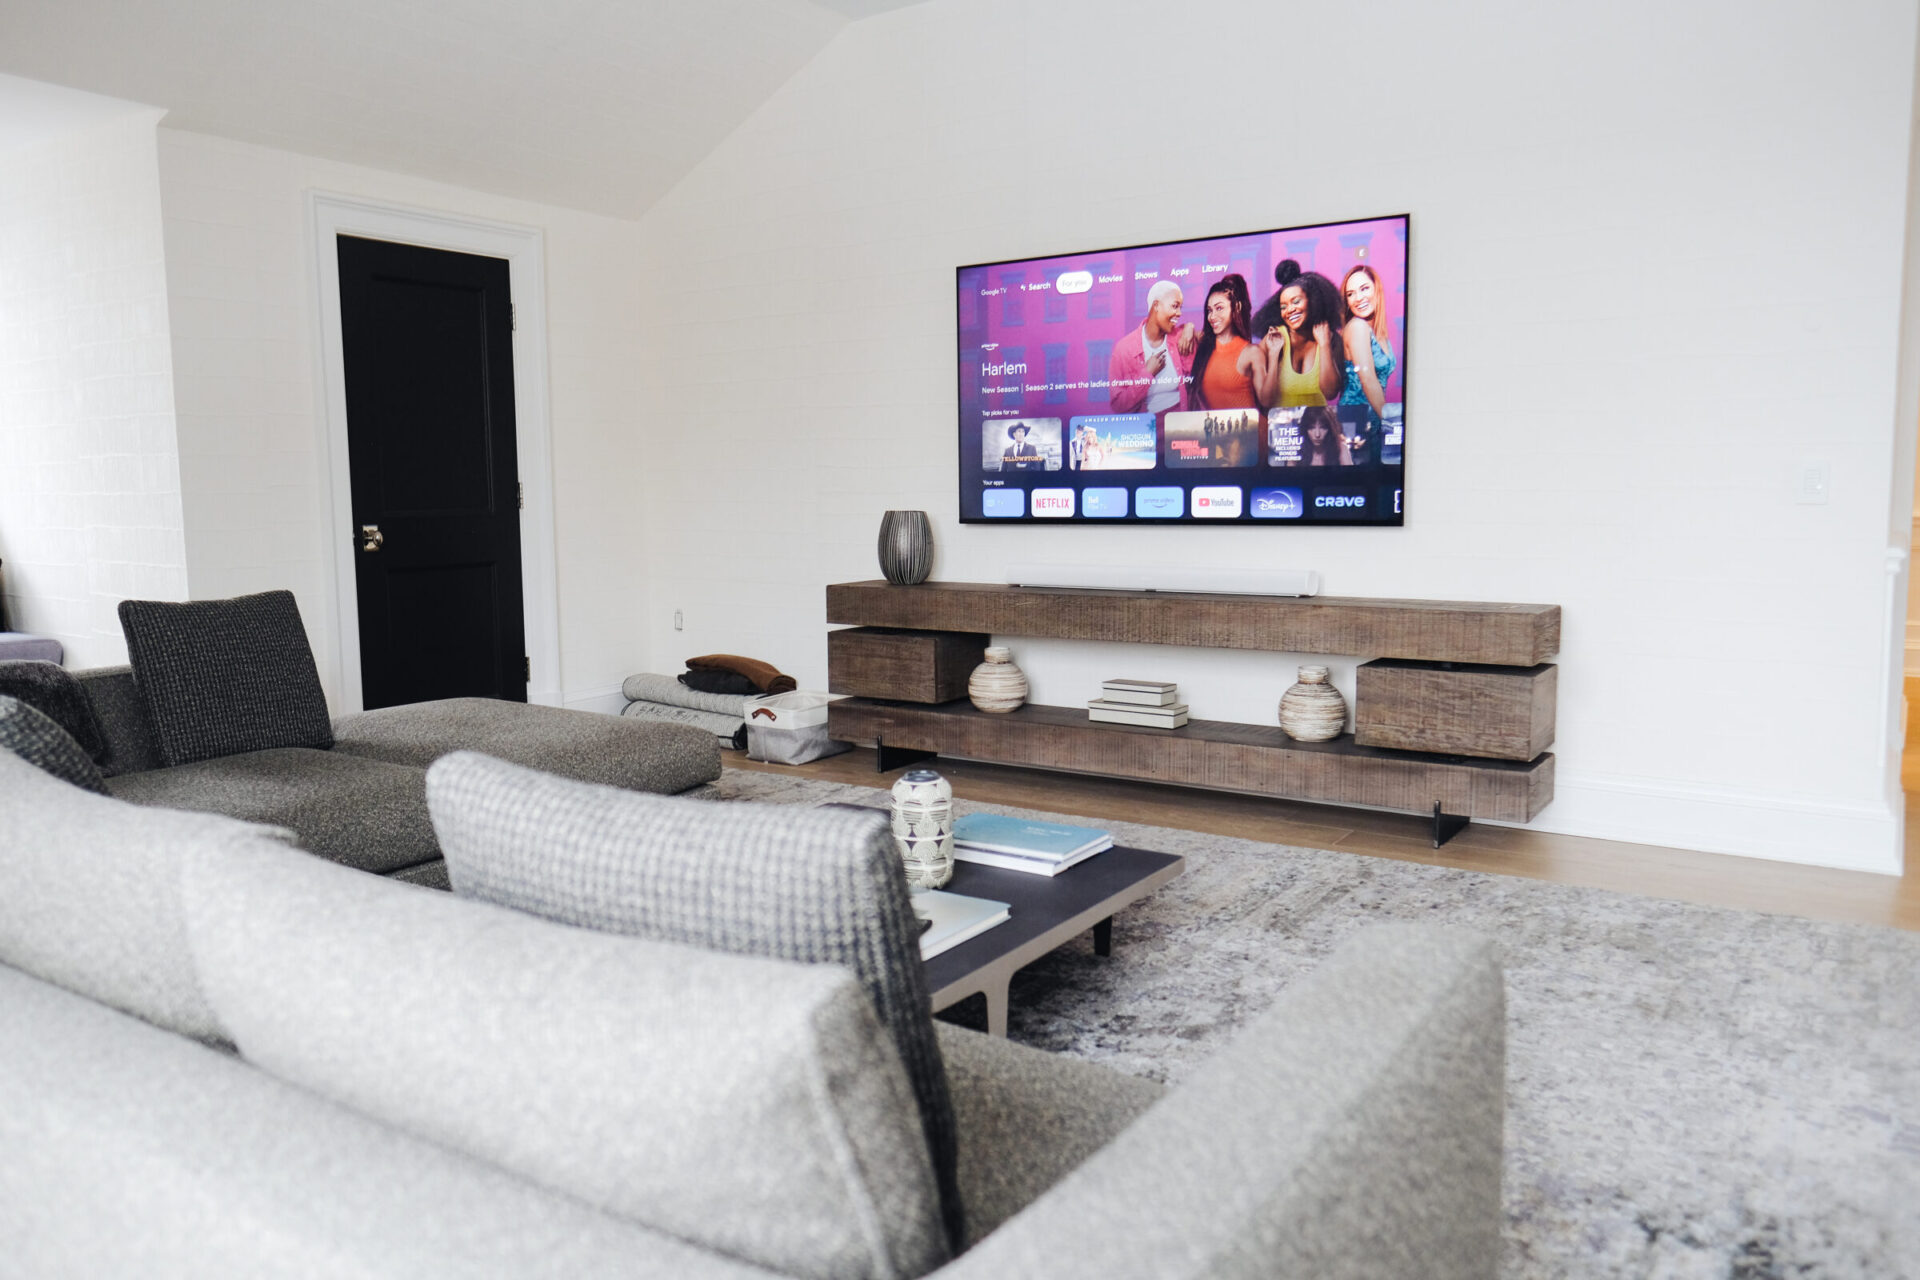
<box><xmin>957</xmin><ymin>214</ymin><xmax>1407</xmax><ymax>526</ymax></box>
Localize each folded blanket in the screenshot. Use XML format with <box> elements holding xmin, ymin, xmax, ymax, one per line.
<box><xmin>680</xmin><ymin>668</ymin><xmax>759</xmax><ymax>696</ymax></box>
<box><xmin>685</xmin><ymin>654</ymin><xmax>796</xmax><ymax>694</ymax></box>
<box><xmin>620</xmin><ymin>699</ymin><xmax>746</xmax><ymax>749</ymax></box>
<box><xmin>620</xmin><ymin>673</ymin><xmax>752</xmax><ymax>717</ymax></box>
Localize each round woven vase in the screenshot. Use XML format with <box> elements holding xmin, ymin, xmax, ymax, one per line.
<box><xmin>890</xmin><ymin>768</ymin><xmax>954</xmax><ymax>890</ymax></box>
<box><xmin>876</xmin><ymin>510</ymin><xmax>933</xmax><ymax>586</ymax></box>
<box><xmin>967</xmin><ymin>645</ymin><xmax>1028</xmax><ymax>713</ymax></box>
<box><xmin>1279</xmin><ymin>664</ymin><xmax>1347</xmax><ymax>741</ymax></box>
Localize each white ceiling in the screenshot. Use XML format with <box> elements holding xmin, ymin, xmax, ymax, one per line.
<box><xmin>0</xmin><ymin>0</ymin><xmax>930</xmax><ymax>218</ymax></box>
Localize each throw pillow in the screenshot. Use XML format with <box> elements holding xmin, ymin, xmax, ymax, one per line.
<box><xmin>118</xmin><ymin>590</ymin><xmax>334</xmax><ymax>766</ymax></box>
<box><xmin>0</xmin><ymin>660</ymin><xmax>108</xmax><ymax>762</ymax></box>
<box><xmin>0</xmin><ymin>748</ymin><xmax>299</xmax><ymax>1042</ymax></box>
<box><xmin>0</xmin><ymin>694</ymin><xmax>108</xmax><ymax>794</ymax></box>
<box><xmin>425</xmin><ymin>751</ymin><xmax>965</xmax><ymax>1252</ymax></box>
<box><xmin>181</xmin><ymin>838</ymin><xmax>949</xmax><ymax>1280</ymax></box>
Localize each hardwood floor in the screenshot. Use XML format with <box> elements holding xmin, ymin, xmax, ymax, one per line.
<box><xmin>729</xmin><ymin>732</ymin><xmax>1920</xmax><ymax>933</ymax></box>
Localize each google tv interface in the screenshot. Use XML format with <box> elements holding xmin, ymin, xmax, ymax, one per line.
<box><xmin>956</xmin><ymin>214</ymin><xmax>1407</xmax><ymax>525</ymax></box>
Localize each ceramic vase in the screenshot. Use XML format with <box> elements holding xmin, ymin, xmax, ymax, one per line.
<box><xmin>1279</xmin><ymin>665</ymin><xmax>1346</xmax><ymax>741</ymax></box>
<box><xmin>968</xmin><ymin>645</ymin><xmax>1028</xmax><ymax>713</ymax></box>
<box><xmin>876</xmin><ymin>510</ymin><xmax>933</xmax><ymax>586</ymax></box>
<box><xmin>890</xmin><ymin>768</ymin><xmax>954</xmax><ymax>890</ymax></box>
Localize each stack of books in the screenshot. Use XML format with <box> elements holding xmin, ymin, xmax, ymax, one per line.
<box><xmin>1087</xmin><ymin>678</ymin><xmax>1189</xmax><ymax>729</ymax></box>
<box><xmin>951</xmin><ymin>813</ymin><xmax>1113</xmax><ymax>877</ymax></box>
<box><xmin>913</xmin><ymin>889</ymin><xmax>1012</xmax><ymax>958</ymax></box>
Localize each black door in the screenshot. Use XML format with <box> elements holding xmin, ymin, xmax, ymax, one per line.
<box><xmin>337</xmin><ymin>235</ymin><xmax>527</xmax><ymax>710</ymax></box>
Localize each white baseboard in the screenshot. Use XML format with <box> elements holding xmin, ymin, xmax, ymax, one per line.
<box><xmin>1513</xmin><ymin>769</ymin><xmax>1903</xmax><ymax>876</ymax></box>
<box><xmin>563</xmin><ymin>685</ymin><xmax>627</xmax><ymax>716</ymax></box>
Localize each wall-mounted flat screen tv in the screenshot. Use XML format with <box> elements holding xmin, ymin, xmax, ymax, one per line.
<box><xmin>957</xmin><ymin>213</ymin><xmax>1407</xmax><ymax>525</ymax></box>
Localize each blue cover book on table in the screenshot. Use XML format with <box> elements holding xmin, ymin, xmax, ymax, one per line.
<box><xmin>952</xmin><ymin>813</ymin><xmax>1112</xmax><ymax>858</ymax></box>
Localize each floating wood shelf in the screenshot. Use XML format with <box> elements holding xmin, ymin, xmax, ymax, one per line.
<box><xmin>822</xmin><ymin>580</ymin><xmax>1559</xmax><ymax>837</ymax></box>
<box><xmin>827</xmin><ymin>699</ymin><xmax>1553</xmax><ymax>823</ymax></box>
<box><xmin>827</xmin><ymin>580</ymin><xmax>1560</xmax><ymax>667</ymax></box>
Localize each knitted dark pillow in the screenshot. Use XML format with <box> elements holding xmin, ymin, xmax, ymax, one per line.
<box><xmin>0</xmin><ymin>660</ymin><xmax>107</xmax><ymax>763</ymax></box>
<box><xmin>0</xmin><ymin>695</ymin><xmax>109</xmax><ymax>794</ymax></box>
<box><xmin>118</xmin><ymin>591</ymin><xmax>334</xmax><ymax>767</ymax></box>
<box><xmin>425</xmin><ymin>751</ymin><xmax>966</xmax><ymax>1253</ymax></box>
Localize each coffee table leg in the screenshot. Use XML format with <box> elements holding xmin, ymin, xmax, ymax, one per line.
<box><xmin>985</xmin><ymin>984</ymin><xmax>1009</xmax><ymax>1037</ymax></box>
<box><xmin>1093</xmin><ymin>915</ymin><xmax>1113</xmax><ymax>957</ymax></box>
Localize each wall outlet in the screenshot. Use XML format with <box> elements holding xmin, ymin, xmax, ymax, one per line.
<box><xmin>673</xmin><ymin>609</ymin><xmax>684</xmax><ymax>631</ymax></box>
<box><xmin>1796</xmin><ymin>463</ymin><xmax>1830</xmax><ymax>505</ymax></box>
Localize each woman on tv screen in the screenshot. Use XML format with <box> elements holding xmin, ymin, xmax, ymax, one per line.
<box><xmin>1188</xmin><ymin>274</ymin><xmax>1261</xmax><ymax>411</ymax></box>
<box><xmin>1256</xmin><ymin>260</ymin><xmax>1346</xmax><ymax>409</ymax></box>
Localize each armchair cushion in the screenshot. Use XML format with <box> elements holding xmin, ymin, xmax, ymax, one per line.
<box><xmin>118</xmin><ymin>590</ymin><xmax>333</xmax><ymax>767</ymax></box>
<box><xmin>182</xmin><ymin>838</ymin><xmax>948</xmax><ymax>1280</ymax></box>
<box><xmin>426</xmin><ymin>751</ymin><xmax>965</xmax><ymax>1253</ymax></box>
<box><xmin>0</xmin><ymin>695</ymin><xmax>108</xmax><ymax>795</ymax></box>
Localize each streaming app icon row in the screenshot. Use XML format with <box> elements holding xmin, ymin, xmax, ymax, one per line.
<box><xmin>981</xmin><ymin>486</ymin><xmax>1388</xmax><ymax>519</ymax></box>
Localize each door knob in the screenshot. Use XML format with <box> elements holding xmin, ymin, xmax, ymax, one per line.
<box><xmin>359</xmin><ymin>524</ymin><xmax>384</xmax><ymax>552</ymax></box>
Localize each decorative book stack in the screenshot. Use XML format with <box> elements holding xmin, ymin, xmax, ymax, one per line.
<box><xmin>1087</xmin><ymin>678</ymin><xmax>1189</xmax><ymax>729</ymax></box>
<box><xmin>913</xmin><ymin>889</ymin><xmax>1012</xmax><ymax>958</ymax></box>
<box><xmin>952</xmin><ymin>813</ymin><xmax>1113</xmax><ymax>877</ymax></box>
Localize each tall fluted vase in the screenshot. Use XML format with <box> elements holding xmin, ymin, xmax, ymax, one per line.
<box><xmin>877</xmin><ymin>510</ymin><xmax>933</xmax><ymax>585</ymax></box>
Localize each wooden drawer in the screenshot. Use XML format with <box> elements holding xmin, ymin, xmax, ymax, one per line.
<box><xmin>827</xmin><ymin>627</ymin><xmax>988</xmax><ymax>703</ymax></box>
<box><xmin>1354</xmin><ymin>660</ymin><xmax>1556</xmax><ymax>762</ymax></box>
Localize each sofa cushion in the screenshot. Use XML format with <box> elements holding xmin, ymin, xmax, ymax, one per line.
<box><xmin>104</xmin><ymin>748</ymin><xmax>437</xmax><ymax>874</ymax></box>
<box><xmin>181</xmin><ymin>837</ymin><xmax>949</xmax><ymax>1280</ymax></box>
<box><xmin>0</xmin><ymin>694</ymin><xmax>109</xmax><ymax>794</ymax></box>
<box><xmin>0</xmin><ymin>659</ymin><xmax>108</xmax><ymax>762</ymax></box>
<box><xmin>933</xmin><ymin>1021</ymin><xmax>1165</xmax><ymax>1247</ymax></box>
<box><xmin>332</xmin><ymin>696</ymin><xmax>720</xmax><ymax>794</ymax></box>
<box><xmin>118</xmin><ymin>590</ymin><xmax>334</xmax><ymax>766</ymax></box>
<box><xmin>74</xmin><ymin>665</ymin><xmax>166</xmax><ymax>776</ymax></box>
<box><xmin>0</xmin><ymin>749</ymin><xmax>300</xmax><ymax>1043</ymax></box>
<box><xmin>426</xmin><ymin>751</ymin><xmax>965</xmax><ymax>1253</ymax></box>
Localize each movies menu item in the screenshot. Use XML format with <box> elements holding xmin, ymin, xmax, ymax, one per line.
<box><xmin>1068</xmin><ymin>414</ymin><xmax>1156</xmax><ymax>469</ymax></box>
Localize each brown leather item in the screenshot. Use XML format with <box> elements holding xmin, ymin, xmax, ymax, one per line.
<box><xmin>685</xmin><ymin>654</ymin><xmax>798</xmax><ymax>694</ymax></box>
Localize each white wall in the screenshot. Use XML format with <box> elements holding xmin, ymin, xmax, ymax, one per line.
<box><xmin>155</xmin><ymin>129</ymin><xmax>650</xmax><ymax>712</ymax></box>
<box><xmin>0</xmin><ymin>104</ymin><xmax>189</xmax><ymax>665</ymax></box>
<box><xmin>631</xmin><ymin>0</ymin><xmax>1920</xmax><ymax>872</ymax></box>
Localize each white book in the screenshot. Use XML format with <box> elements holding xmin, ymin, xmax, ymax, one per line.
<box><xmin>1098</xmin><ymin>686</ymin><xmax>1180</xmax><ymax>706</ymax></box>
<box><xmin>954</xmin><ymin>841</ymin><xmax>1110</xmax><ymax>877</ymax></box>
<box><xmin>914</xmin><ymin>890</ymin><xmax>1012</xmax><ymax>959</ymax></box>
<box><xmin>1088</xmin><ymin>700</ymin><xmax>1190</xmax><ymax>729</ymax></box>
<box><xmin>1102</xmin><ymin>678</ymin><xmax>1177</xmax><ymax>692</ymax></box>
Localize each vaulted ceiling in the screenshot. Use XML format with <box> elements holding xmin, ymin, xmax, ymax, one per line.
<box><xmin>0</xmin><ymin>0</ymin><xmax>929</xmax><ymax>218</ymax></box>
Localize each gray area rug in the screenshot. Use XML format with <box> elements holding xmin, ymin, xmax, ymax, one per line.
<box><xmin>695</xmin><ymin>769</ymin><xmax>1920</xmax><ymax>1279</ymax></box>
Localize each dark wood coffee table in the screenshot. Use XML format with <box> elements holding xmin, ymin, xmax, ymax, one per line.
<box><xmin>924</xmin><ymin>845</ymin><xmax>1184</xmax><ymax>1036</ymax></box>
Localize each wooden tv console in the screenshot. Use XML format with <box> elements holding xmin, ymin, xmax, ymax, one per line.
<box><xmin>823</xmin><ymin>581</ymin><xmax>1559</xmax><ymax>845</ymax></box>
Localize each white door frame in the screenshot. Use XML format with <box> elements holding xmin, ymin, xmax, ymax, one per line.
<box><xmin>307</xmin><ymin>192</ymin><xmax>562</xmax><ymax>712</ymax></box>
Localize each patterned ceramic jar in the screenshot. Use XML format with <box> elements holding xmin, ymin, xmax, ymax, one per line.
<box><xmin>967</xmin><ymin>645</ymin><xmax>1029</xmax><ymax>713</ymax></box>
<box><xmin>1279</xmin><ymin>664</ymin><xmax>1347</xmax><ymax>741</ymax></box>
<box><xmin>890</xmin><ymin>768</ymin><xmax>954</xmax><ymax>889</ymax></box>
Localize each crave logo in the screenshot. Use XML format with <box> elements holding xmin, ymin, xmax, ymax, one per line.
<box><xmin>1312</xmin><ymin>487</ymin><xmax>1369</xmax><ymax>514</ymax></box>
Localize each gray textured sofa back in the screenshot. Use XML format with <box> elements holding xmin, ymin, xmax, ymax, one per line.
<box><xmin>74</xmin><ymin>665</ymin><xmax>165</xmax><ymax>777</ymax></box>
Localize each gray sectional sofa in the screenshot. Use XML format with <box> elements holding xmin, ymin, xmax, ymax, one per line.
<box><xmin>80</xmin><ymin>664</ymin><xmax>722</xmax><ymax>881</ymax></box>
<box><xmin>0</xmin><ymin>590</ymin><xmax>1509</xmax><ymax>1277</ymax></box>
<box><xmin>0</xmin><ymin>741</ymin><xmax>1509</xmax><ymax>1278</ymax></box>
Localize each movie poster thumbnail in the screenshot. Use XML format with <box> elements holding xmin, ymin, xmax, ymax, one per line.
<box><xmin>1165</xmin><ymin>408</ymin><xmax>1263</xmax><ymax>469</ymax></box>
<box><xmin>982</xmin><ymin>417</ymin><xmax>1062</xmax><ymax>472</ymax></box>
<box><xmin>1068</xmin><ymin>414</ymin><xmax>1156</xmax><ymax>470</ymax></box>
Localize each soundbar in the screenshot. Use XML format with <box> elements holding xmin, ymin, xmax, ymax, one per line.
<box><xmin>1003</xmin><ymin>564</ymin><xmax>1321</xmax><ymax>597</ymax></box>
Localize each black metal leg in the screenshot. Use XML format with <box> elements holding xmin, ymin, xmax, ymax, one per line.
<box><xmin>1093</xmin><ymin>916</ymin><xmax>1113</xmax><ymax>956</ymax></box>
<box><xmin>1432</xmin><ymin>802</ymin><xmax>1470</xmax><ymax>848</ymax></box>
<box><xmin>875</xmin><ymin>738</ymin><xmax>937</xmax><ymax>773</ymax></box>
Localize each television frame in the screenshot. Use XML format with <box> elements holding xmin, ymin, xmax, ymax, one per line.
<box><xmin>954</xmin><ymin>213</ymin><xmax>1410</xmax><ymax>528</ymax></box>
